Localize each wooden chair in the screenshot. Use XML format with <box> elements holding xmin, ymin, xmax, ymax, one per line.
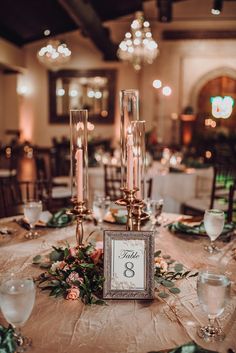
<box><xmin>104</xmin><ymin>165</ymin><xmax>152</xmax><ymax>202</ymax></box>
<box><xmin>0</xmin><ymin>178</ymin><xmax>51</xmax><ymax>218</ymax></box>
<box><xmin>104</xmin><ymin>165</ymin><xmax>122</xmax><ymax>201</ymax></box>
<box><xmin>182</xmin><ymin>165</ymin><xmax>236</xmax><ymax>216</ymax></box>
<box><xmin>227</xmin><ymin>181</ymin><xmax>236</xmax><ymax>223</ymax></box>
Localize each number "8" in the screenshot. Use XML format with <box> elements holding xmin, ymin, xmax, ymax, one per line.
<box><xmin>123</xmin><ymin>262</ymin><xmax>135</xmax><ymax>278</ymax></box>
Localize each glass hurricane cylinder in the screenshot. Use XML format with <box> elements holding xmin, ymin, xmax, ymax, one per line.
<box><xmin>132</xmin><ymin>120</ymin><xmax>146</xmax><ymax>200</ymax></box>
<box><xmin>70</xmin><ymin>110</ymin><xmax>89</xmax><ymax>204</ymax></box>
<box><xmin>120</xmin><ymin>89</ymin><xmax>139</xmax><ymax>190</ymax></box>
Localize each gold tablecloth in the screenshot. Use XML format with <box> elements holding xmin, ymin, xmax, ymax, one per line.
<box><xmin>0</xmin><ymin>214</ymin><xmax>235</xmax><ymax>353</ymax></box>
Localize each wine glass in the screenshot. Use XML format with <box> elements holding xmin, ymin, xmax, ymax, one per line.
<box><xmin>0</xmin><ymin>274</ymin><xmax>36</xmax><ymax>352</ymax></box>
<box><xmin>23</xmin><ymin>200</ymin><xmax>42</xmax><ymax>239</ymax></box>
<box><xmin>149</xmin><ymin>199</ymin><xmax>164</xmax><ymax>230</ymax></box>
<box><xmin>204</xmin><ymin>209</ymin><xmax>225</xmax><ymax>253</ymax></box>
<box><xmin>93</xmin><ymin>195</ymin><xmax>111</xmax><ymax>230</ymax></box>
<box><xmin>197</xmin><ymin>270</ymin><xmax>231</xmax><ymax>342</ymax></box>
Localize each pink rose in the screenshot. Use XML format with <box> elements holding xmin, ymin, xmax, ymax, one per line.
<box><xmin>66</xmin><ymin>271</ymin><xmax>84</xmax><ymax>285</ymax></box>
<box><xmin>69</xmin><ymin>247</ymin><xmax>78</xmax><ymax>257</ymax></box>
<box><xmin>66</xmin><ymin>286</ymin><xmax>80</xmax><ymax>300</ymax></box>
<box><xmin>90</xmin><ymin>248</ymin><xmax>103</xmax><ymax>264</ymax></box>
<box><xmin>155</xmin><ymin>257</ymin><xmax>168</xmax><ymax>273</ymax></box>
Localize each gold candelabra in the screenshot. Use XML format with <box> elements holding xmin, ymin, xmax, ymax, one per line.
<box><xmin>67</xmin><ymin>199</ymin><xmax>91</xmax><ymax>245</ymax></box>
<box><xmin>116</xmin><ymin>188</ymin><xmax>149</xmax><ymax>231</ymax></box>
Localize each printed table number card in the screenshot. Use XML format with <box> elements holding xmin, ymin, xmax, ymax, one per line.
<box><xmin>103</xmin><ymin>231</ymin><xmax>154</xmax><ymax>299</ymax></box>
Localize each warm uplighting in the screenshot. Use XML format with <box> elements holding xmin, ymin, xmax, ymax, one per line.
<box><xmin>153</xmin><ymin>79</ymin><xmax>162</xmax><ymax>89</ymax></box>
<box><xmin>211</xmin><ymin>0</ymin><xmax>223</xmax><ymax>15</ymax></box>
<box><xmin>37</xmin><ymin>39</ymin><xmax>72</xmax><ymax>67</ymax></box>
<box><xmin>162</xmin><ymin>86</ymin><xmax>172</xmax><ymax>96</ymax></box>
<box><xmin>205</xmin><ymin>150</ymin><xmax>212</xmax><ymax>159</ymax></box>
<box><xmin>205</xmin><ymin>118</ymin><xmax>217</xmax><ymax>128</ymax></box>
<box><xmin>117</xmin><ymin>11</ymin><xmax>159</xmax><ymax>71</ymax></box>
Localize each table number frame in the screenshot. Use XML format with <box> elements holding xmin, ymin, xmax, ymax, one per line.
<box><xmin>103</xmin><ymin>230</ymin><xmax>154</xmax><ymax>299</ymax></box>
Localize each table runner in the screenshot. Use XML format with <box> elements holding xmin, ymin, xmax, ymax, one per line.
<box><xmin>0</xmin><ymin>214</ymin><xmax>235</xmax><ymax>353</ymax></box>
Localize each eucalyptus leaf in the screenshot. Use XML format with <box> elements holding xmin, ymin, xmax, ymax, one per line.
<box><xmin>39</xmin><ymin>263</ymin><xmax>51</xmax><ymax>269</ymax></box>
<box><xmin>174</xmin><ymin>263</ymin><xmax>183</xmax><ymax>272</ymax></box>
<box><xmin>158</xmin><ymin>291</ymin><xmax>169</xmax><ymax>298</ymax></box>
<box><xmin>154</xmin><ymin>250</ymin><xmax>161</xmax><ymax>257</ymax></box>
<box><xmin>50</xmin><ymin>250</ymin><xmax>63</xmax><ymax>262</ymax></box>
<box><xmin>169</xmin><ymin>287</ymin><xmax>181</xmax><ymax>294</ymax></box>
<box><xmin>161</xmin><ymin>279</ymin><xmax>175</xmax><ymax>288</ymax></box>
<box><xmin>162</xmin><ymin>255</ymin><xmax>171</xmax><ymax>259</ymax></box>
<box><xmin>32</xmin><ymin>255</ymin><xmax>41</xmax><ymax>264</ymax></box>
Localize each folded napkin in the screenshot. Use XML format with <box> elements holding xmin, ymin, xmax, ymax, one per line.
<box><xmin>168</xmin><ymin>219</ymin><xmax>235</xmax><ymax>240</ymax></box>
<box><xmin>148</xmin><ymin>341</ymin><xmax>218</xmax><ymax>353</ymax></box>
<box><xmin>47</xmin><ymin>209</ymin><xmax>74</xmax><ymax>228</ymax></box>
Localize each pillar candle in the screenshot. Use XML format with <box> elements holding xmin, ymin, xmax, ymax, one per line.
<box><xmin>75</xmin><ymin>143</ymin><xmax>83</xmax><ymax>202</ymax></box>
<box><xmin>127</xmin><ymin>129</ymin><xmax>134</xmax><ymax>190</ymax></box>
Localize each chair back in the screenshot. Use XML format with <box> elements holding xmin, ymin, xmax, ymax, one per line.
<box><xmin>104</xmin><ymin>165</ymin><xmax>122</xmax><ymax>201</ymax></box>
<box><xmin>0</xmin><ymin>178</ymin><xmax>51</xmax><ymax>218</ymax></box>
<box><xmin>227</xmin><ymin>181</ymin><xmax>236</xmax><ymax>223</ymax></box>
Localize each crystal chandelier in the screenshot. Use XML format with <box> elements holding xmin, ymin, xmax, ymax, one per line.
<box><xmin>117</xmin><ymin>11</ymin><xmax>159</xmax><ymax>71</ymax></box>
<box><xmin>37</xmin><ymin>39</ymin><xmax>72</xmax><ymax>67</ymax></box>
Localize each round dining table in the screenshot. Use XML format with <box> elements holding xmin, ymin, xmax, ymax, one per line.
<box><xmin>0</xmin><ymin>213</ymin><xmax>235</xmax><ymax>353</ymax></box>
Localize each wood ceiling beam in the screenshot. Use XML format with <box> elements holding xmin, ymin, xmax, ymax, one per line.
<box><xmin>58</xmin><ymin>0</ymin><xmax>118</xmax><ymax>60</ymax></box>
<box><xmin>163</xmin><ymin>30</ymin><xmax>236</xmax><ymax>40</ymax></box>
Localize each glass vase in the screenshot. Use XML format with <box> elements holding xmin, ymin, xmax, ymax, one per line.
<box><xmin>70</xmin><ymin>110</ymin><xmax>89</xmax><ymax>205</ymax></box>
<box><xmin>132</xmin><ymin>120</ymin><xmax>146</xmax><ymax>200</ymax></box>
<box><xmin>120</xmin><ymin>89</ymin><xmax>139</xmax><ymax>190</ymax></box>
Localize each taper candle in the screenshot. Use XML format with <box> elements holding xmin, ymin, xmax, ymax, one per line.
<box><xmin>75</xmin><ymin>138</ymin><xmax>83</xmax><ymax>202</ymax></box>
<box><xmin>127</xmin><ymin>127</ymin><xmax>134</xmax><ymax>190</ymax></box>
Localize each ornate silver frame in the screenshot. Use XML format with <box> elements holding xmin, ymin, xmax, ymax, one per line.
<box><xmin>103</xmin><ymin>230</ymin><xmax>154</xmax><ymax>299</ymax></box>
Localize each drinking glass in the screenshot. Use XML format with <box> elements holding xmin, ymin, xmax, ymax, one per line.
<box><xmin>0</xmin><ymin>274</ymin><xmax>36</xmax><ymax>352</ymax></box>
<box><xmin>149</xmin><ymin>199</ymin><xmax>164</xmax><ymax>230</ymax></box>
<box><xmin>93</xmin><ymin>195</ymin><xmax>111</xmax><ymax>230</ymax></box>
<box><xmin>204</xmin><ymin>209</ymin><xmax>225</xmax><ymax>253</ymax></box>
<box><xmin>23</xmin><ymin>200</ymin><xmax>42</xmax><ymax>239</ymax></box>
<box><xmin>197</xmin><ymin>270</ymin><xmax>230</xmax><ymax>342</ymax></box>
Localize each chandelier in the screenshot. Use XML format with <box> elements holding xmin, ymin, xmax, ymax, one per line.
<box><xmin>37</xmin><ymin>39</ymin><xmax>72</xmax><ymax>67</ymax></box>
<box><xmin>117</xmin><ymin>11</ymin><xmax>159</xmax><ymax>71</ymax></box>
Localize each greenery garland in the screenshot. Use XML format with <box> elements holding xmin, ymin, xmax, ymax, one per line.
<box><xmin>33</xmin><ymin>243</ymin><xmax>198</xmax><ymax>305</ymax></box>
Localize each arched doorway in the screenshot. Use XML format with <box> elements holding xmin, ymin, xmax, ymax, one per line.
<box><xmin>196</xmin><ymin>76</ymin><xmax>236</xmax><ymax>134</ymax></box>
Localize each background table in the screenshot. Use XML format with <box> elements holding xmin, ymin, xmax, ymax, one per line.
<box><xmin>0</xmin><ymin>214</ymin><xmax>235</xmax><ymax>353</ymax></box>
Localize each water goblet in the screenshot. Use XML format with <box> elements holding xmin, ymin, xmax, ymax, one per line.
<box><xmin>0</xmin><ymin>274</ymin><xmax>36</xmax><ymax>352</ymax></box>
<box><xmin>197</xmin><ymin>270</ymin><xmax>231</xmax><ymax>342</ymax></box>
<box><xmin>150</xmin><ymin>199</ymin><xmax>164</xmax><ymax>230</ymax></box>
<box><xmin>204</xmin><ymin>209</ymin><xmax>225</xmax><ymax>253</ymax></box>
<box><xmin>93</xmin><ymin>195</ymin><xmax>111</xmax><ymax>230</ymax></box>
<box><xmin>23</xmin><ymin>200</ymin><xmax>42</xmax><ymax>239</ymax></box>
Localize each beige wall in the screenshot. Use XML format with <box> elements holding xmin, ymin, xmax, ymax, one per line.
<box><xmin>0</xmin><ymin>38</ymin><xmax>25</xmax><ymax>71</ymax></box>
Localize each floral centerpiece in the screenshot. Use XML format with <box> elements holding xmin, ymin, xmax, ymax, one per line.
<box><xmin>33</xmin><ymin>244</ymin><xmax>197</xmax><ymax>304</ymax></box>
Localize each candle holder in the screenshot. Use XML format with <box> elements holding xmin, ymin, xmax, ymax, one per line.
<box><xmin>69</xmin><ymin>109</ymin><xmax>90</xmax><ymax>245</ymax></box>
<box><xmin>132</xmin><ymin>201</ymin><xmax>150</xmax><ymax>231</ymax></box>
<box><xmin>115</xmin><ymin>188</ymin><xmax>138</xmax><ymax>231</ymax></box>
<box><xmin>67</xmin><ymin>199</ymin><xmax>91</xmax><ymax>245</ymax></box>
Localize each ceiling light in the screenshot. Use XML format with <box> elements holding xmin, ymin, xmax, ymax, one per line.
<box><xmin>37</xmin><ymin>39</ymin><xmax>72</xmax><ymax>67</ymax></box>
<box><xmin>211</xmin><ymin>0</ymin><xmax>223</xmax><ymax>15</ymax></box>
<box><xmin>117</xmin><ymin>11</ymin><xmax>159</xmax><ymax>71</ymax></box>
<box><xmin>162</xmin><ymin>86</ymin><xmax>172</xmax><ymax>96</ymax></box>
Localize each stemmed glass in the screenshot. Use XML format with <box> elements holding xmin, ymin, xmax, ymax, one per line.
<box><xmin>204</xmin><ymin>209</ymin><xmax>225</xmax><ymax>253</ymax></box>
<box><xmin>23</xmin><ymin>200</ymin><xmax>42</xmax><ymax>239</ymax></box>
<box><xmin>149</xmin><ymin>199</ymin><xmax>164</xmax><ymax>230</ymax></box>
<box><xmin>0</xmin><ymin>274</ymin><xmax>36</xmax><ymax>352</ymax></box>
<box><xmin>93</xmin><ymin>195</ymin><xmax>111</xmax><ymax>230</ymax></box>
<box><xmin>197</xmin><ymin>270</ymin><xmax>231</xmax><ymax>342</ymax></box>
